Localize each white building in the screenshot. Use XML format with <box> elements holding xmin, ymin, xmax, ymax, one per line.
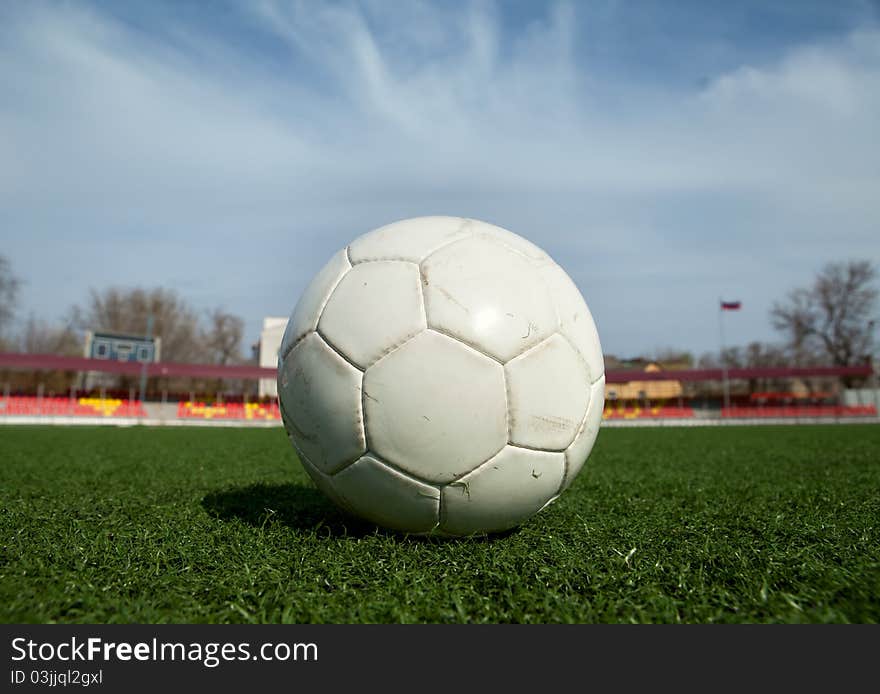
<box><xmin>258</xmin><ymin>316</ymin><xmax>289</xmax><ymax>398</ymax></box>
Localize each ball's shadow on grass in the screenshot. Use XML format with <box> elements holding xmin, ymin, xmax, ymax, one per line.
<box><xmin>201</xmin><ymin>483</ymin><xmax>519</xmax><ymax>542</ymax></box>
<box><xmin>202</xmin><ymin>483</ymin><xmax>375</xmax><ymax>538</ymax></box>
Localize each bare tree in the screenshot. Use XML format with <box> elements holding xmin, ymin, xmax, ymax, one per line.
<box><xmin>202</xmin><ymin>308</ymin><xmax>244</xmax><ymax>366</ymax></box>
<box><xmin>771</xmin><ymin>261</ymin><xmax>878</xmax><ymax>379</ymax></box>
<box><xmin>68</xmin><ymin>288</ymin><xmax>250</xmax><ymax>397</ymax></box>
<box><xmin>743</xmin><ymin>341</ymin><xmax>787</xmax><ymax>368</ymax></box>
<box><xmin>16</xmin><ymin>315</ymin><xmax>82</xmax><ymax>393</ymax></box>
<box><xmin>650</xmin><ymin>348</ymin><xmax>694</xmax><ymax>368</ymax></box>
<box><xmin>201</xmin><ymin>308</ymin><xmax>245</xmax><ymax>397</ymax></box>
<box><xmin>698</xmin><ymin>346</ymin><xmax>744</xmax><ymax>369</ymax></box>
<box><xmin>742</xmin><ymin>341</ymin><xmax>793</xmax><ymax>394</ymax></box>
<box><xmin>69</xmin><ymin>287</ymin><xmax>213</xmax><ymax>395</ymax></box>
<box><xmin>697</xmin><ymin>341</ymin><xmax>792</xmax><ymax>397</ymax></box>
<box><xmin>0</xmin><ymin>254</ymin><xmax>21</xmax><ymax>347</ymax></box>
<box><xmin>21</xmin><ymin>314</ymin><xmax>81</xmax><ymax>355</ymax></box>
<box><xmin>70</xmin><ymin>287</ymin><xmax>204</xmax><ymax>363</ymax></box>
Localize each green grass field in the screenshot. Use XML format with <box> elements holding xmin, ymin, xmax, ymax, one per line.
<box><xmin>1</xmin><ymin>424</ymin><xmax>878</xmax><ymax>623</ymax></box>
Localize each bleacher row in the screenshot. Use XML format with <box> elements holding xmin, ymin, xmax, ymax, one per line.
<box><xmin>177</xmin><ymin>401</ymin><xmax>281</xmax><ymax>421</ymax></box>
<box><xmin>602</xmin><ymin>403</ymin><xmax>877</xmax><ymax>419</ymax></box>
<box><xmin>0</xmin><ymin>396</ymin><xmax>278</xmax><ymax>420</ymax></box>
<box><xmin>0</xmin><ymin>396</ymin><xmax>148</xmax><ymax>418</ymax></box>
<box><xmin>0</xmin><ymin>396</ymin><xmax>875</xmax><ymax>422</ymax></box>
<box><xmin>604</xmin><ymin>405</ymin><xmax>695</xmax><ymax>419</ymax></box>
<box><xmin>721</xmin><ymin>405</ymin><xmax>877</xmax><ymax>419</ymax></box>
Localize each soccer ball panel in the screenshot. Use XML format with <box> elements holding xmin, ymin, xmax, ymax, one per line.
<box><xmin>318</xmin><ymin>261</ymin><xmax>426</xmax><ymax>369</ymax></box>
<box><xmin>331</xmin><ymin>455</ymin><xmax>440</xmax><ymax>534</ymax></box>
<box><xmin>540</xmin><ymin>263</ymin><xmax>604</xmax><ymax>382</ymax></box>
<box><xmin>468</xmin><ymin>218</ymin><xmax>552</xmax><ymax>263</ymax></box>
<box><xmin>563</xmin><ymin>375</ymin><xmax>606</xmax><ymax>491</ymax></box>
<box><xmin>362</xmin><ymin>330</ymin><xmax>507</xmax><ymax>484</ymax></box>
<box><xmin>278</xmin><ymin>332</ymin><xmax>366</xmax><ymax>474</ymax></box>
<box><xmin>348</xmin><ymin>216</ymin><xmax>472</xmax><ymax>264</ymax></box>
<box><xmin>440</xmin><ymin>446</ymin><xmax>565</xmax><ymax>535</ymax></box>
<box><xmin>505</xmin><ymin>333</ymin><xmax>591</xmax><ymax>451</ymax></box>
<box><xmin>280</xmin><ymin>248</ymin><xmax>351</xmax><ymax>359</ymax></box>
<box><xmin>421</xmin><ymin>236</ymin><xmax>557</xmax><ymax>362</ymax></box>
<box><xmin>294</xmin><ymin>441</ymin><xmax>357</xmax><ymax>516</ymax></box>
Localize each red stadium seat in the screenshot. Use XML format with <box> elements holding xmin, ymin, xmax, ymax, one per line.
<box><xmin>722</xmin><ymin>405</ymin><xmax>877</xmax><ymax>418</ymax></box>
<box><xmin>0</xmin><ymin>396</ymin><xmax>146</xmax><ymax>418</ymax></box>
<box><xmin>176</xmin><ymin>401</ymin><xmax>282</xmax><ymax>420</ymax></box>
<box><xmin>603</xmin><ymin>404</ymin><xmax>695</xmax><ymax>419</ymax></box>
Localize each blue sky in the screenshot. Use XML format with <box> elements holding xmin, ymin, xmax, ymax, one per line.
<box><xmin>1</xmin><ymin>0</ymin><xmax>878</xmax><ymax>359</ymax></box>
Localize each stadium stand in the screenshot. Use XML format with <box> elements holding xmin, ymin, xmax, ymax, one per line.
<box><xmin>722</xmin><ymin>405</ymin><xmax>877</xmax><ymax>419</ymax></box>
<box><xmin>177</xmin><ymin>401</ymin><xmax>281</xmax><ymax>421</ymax></box>
<box><xmin>603</xmin><ymin>402</ymin><xmax>695</xmax><ymax>419</ymax></box>
<box><xmin>748</xmin><ymin>391</ymin><xmax>834</xmax><ymax>404</ymax></box>
<box><xmin>0</xmin><ymin>396</ymin><xmax>147</xmax><ymax>418</ymax></box>
<box><xmin>1</xmin><ymin>352</ymin><xmax>875</xmax><ymax>426</ymax></box>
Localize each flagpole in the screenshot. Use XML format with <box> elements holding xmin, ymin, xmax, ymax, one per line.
<box><xmin>719</xmin><ymin>298</ymin><xmax>730</xmax><ymax>412</ymax></box>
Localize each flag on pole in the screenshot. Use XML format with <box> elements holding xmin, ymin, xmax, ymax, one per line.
<box><xmin>720</xmin><ymin>300</ymin><xmax>741</xmax><ymax>311</ymax></box>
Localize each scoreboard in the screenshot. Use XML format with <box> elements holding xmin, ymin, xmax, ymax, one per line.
<box><xmin>85</xmin><ymin>331</ymin><xmax>161</xmax><ymax>363</ymax></box>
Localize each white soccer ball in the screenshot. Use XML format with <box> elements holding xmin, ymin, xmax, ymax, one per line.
<box><xmin>277</xmin><ymin>216</ymin><xmax>604</xmax><ymax>536</ymax></box>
